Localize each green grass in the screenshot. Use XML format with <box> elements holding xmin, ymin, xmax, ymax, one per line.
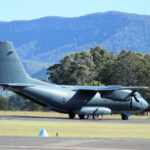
<box><xmin>0</xmin><ymin>111</ymin><xmax>150</xmax><ymax>139</ymax></box>
<box><xmin>0</xmin><ymin>111</ymin><xmax>68</xmax><ymax>117</ymax></box>
<box><xmin>0</xmin><ymin>121</ymin><xmax>150</xmax><ymax>139</ymax></box>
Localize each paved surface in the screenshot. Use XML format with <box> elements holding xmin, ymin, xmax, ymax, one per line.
<box><xmin>0</xmin><ymin>136</ymin><xmax>149</xmax><ymax>150</ymax></box>
<box><xmin>0</xmin><ymin>116</ymin><xmax>150</xmax><ymax>125</ymax></box>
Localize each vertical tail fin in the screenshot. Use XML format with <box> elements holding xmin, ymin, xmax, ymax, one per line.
<box><xmin>0</xmin><ymin>41</ymin><xmax>29</xmax><ymax>84</ymax></box>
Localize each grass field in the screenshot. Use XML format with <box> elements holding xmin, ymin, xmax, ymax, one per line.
<box><xmin>0</xmin><ymin>121</ymin><xmax>150</xmax><ymax>138</ymax></box>
<box><xmin>0</xmin><ymin>111</ymin><xmax>150</xmax><ymax>138</ymax></box>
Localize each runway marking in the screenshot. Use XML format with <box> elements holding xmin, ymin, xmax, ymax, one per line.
<box><xmin>0</xmin><ymin>145</ymin><xmax>135</xmax><ymax>150</ymax></box>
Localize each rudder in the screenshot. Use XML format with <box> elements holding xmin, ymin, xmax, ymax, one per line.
<box><xmin>0</xmin><ymin>41</ymin><xmax>29</xmax><ymax>84</ymax></box>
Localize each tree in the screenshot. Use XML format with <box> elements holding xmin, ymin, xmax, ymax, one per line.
<box><xmin>98</xmin><ymin>50</ymin><xmax>146</xmax><ymax>85</ymax></box>
<box><xmin>8</xmin><ymin>94</ymin><xmax>44</xmax><ymax>111</ymax></box>
<box><xmin>0</xmin><ymin>96</ymin><xmax>8</xmax><ymax>110</ymax></box>
<box><xmin>97</xmin><ymin>59</ymin><xmax>116</xmax><ymax>85</ymax></box>
<box><xmin>90</xmin><ymin>46</ymin><xmax>111</xmax><ymax>69</ymax></box>
<box><xmin>8</xmin><ymin>94</ymin><xmax>24</xmax><ymax>111</ymax></box>
<box><xmin>47</xmin><ymin>51</ymin><xmax>95</xmax><ymax>85</ymax></box>
<box><xmin>112</xmin><ymin>50</ymin><xmax>145</xmax><ymax>85</ymax></box>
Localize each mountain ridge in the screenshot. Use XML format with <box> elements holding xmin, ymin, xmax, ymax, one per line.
<box><xmin>0</xmin><ymin>11</ymin><xmax>150</xmax><ymax>79</ymax></box>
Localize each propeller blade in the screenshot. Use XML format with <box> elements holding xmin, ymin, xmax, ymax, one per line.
<box><xmin>130</xmin><ymin>90</ymin><xmax>139</xmax><ymax>102</ymax></box>
<box><xmin>130</xmin><ymin>97</ymin><xmax>132</xmax><ymax>109</ymax></box>
<box><xmin>124</xmin><ymin>90</ymin><xmax>137</xmax><ymax>100</ymax></box>
<box><xmin>130</xmin><ymin>90</ymin><xmax>137</xmax><ymax>96</ymax></box>
<box><xmin>133</xmin><ymin>95</ymin><xmax>139</xmax><ymax>102</ymax></box>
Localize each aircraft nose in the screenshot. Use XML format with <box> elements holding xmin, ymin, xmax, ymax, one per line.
<box><xmin>143</xmin><ymin>100</ymin><xmax>148</xmax><ymax>110</ymax></box>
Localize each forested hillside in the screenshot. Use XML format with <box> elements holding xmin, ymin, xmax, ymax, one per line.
<box><xmin>0</xmin><ymin>11</ymin><xmax>150</xmax><ymax>78</ymax></box>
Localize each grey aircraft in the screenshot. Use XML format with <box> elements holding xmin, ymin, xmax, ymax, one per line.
<box><xmin>0</xmin><ymin>41</ymin><xmax>148</xmax><ymax>120</ymax></box>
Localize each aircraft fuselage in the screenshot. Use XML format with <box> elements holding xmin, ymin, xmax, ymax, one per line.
<box><xmin>9</xmin><ymin>83</ymin><xmax>147</xmax><ymax>116</ymax></box>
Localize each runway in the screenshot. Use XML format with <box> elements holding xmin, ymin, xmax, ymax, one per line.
<box><xmin>0</xmin><ymin>115</ymin><xmax>150</xmax><ymax>125</ymax></box>
<box><xmin>0</xmin><ymin>136</ymin><xmax>150</xmax><ymax>150</ymax></box>
<box><xmin>0</xmin><ymin>116</ymin><xmax>150</xmax><ymax>150</ymax></box>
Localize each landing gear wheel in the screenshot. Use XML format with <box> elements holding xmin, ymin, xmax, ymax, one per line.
<box><xmin>78</xmin><ymin>114</ymin><xmax>84</xmax><ymax>119</ymax></box>
<box><xmin>78</xmin><ymin>114</ymin><xmax>89</xmax><ymax>119</ymax></box>
<box><xmin>69</xmin><ymin>113</ymin><xmax>75</xmax><ymax>119</ymax></box>
<box><xmin>84</xmin><ymin>114</ymin><xmax>89</xmax><ymax>119</ymax></box>
<box><xmin>92</xmin><ymin>114</ymin><xmax>99</xmax><ymax>119</ymax></box>
<box><xmin>121</xmin><ymin>114</ymin><xmax>128</xmax><ymax>120</ymax></box>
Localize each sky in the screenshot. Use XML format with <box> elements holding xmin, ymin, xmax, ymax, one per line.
<box><xmin>0</xmin><ymin>0</ymin><xmax>150</xmax><ymax>21</ymax></box>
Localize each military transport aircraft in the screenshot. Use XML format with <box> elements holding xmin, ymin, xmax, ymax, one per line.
<box><xmin>0</xmin><ymin>41</ymin><xmax>148</xmax><ymax>120</ymax></box>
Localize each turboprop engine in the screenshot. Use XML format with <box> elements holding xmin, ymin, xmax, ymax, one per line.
<box><xmin>100</xmin><ymin>90</ymin><xmax>134</xmax><ymax>101</ymax></box>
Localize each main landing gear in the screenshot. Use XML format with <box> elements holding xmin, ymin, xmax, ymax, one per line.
<box><xmin>69</xmin><ymin>113</ymin><xmax>129</xmax><ymax>120</ymax></box>
<box><xmin>121</xmin><ymin>114</ymin><xmax>128</xmax><ymax>120</ymax></box>
<box><xmin>78</xmin><ymin>114</ymin><xmax>89</xmax><ymax>119</ymax></box>
<box><xmin>92</xmin><ymin>114</ymin><xmax>99</xmax><ymax>119</ymax></box>
<box><xmin>69</xmin><ymin>112</ymin><xmax>90</xmax><ymax>119</ymax></box>
<box><xmin>69</xmin><ymin>112</ymin><xmax>75</xmax><ymax>119</ymax></box>
<box><xmin>68</xmin><ymin>113</ymin><xmax>99</xmax><ymax>120</ymax></box>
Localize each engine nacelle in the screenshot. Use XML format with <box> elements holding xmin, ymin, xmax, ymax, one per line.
<box><xmin>74</xmin><ymin>107</ymin><xmax>111</xmax><ymax>115</ymax></box>
<box><xmin>100</xmin><ymin>90</ymin><xmax>131</xmax><ymax>101</ymax></box>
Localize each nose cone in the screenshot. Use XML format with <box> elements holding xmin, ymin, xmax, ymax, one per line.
<box><xmin>143</xmin><ymin>100</ymin><xmax>148</xmax><ymax>110</ymax></box>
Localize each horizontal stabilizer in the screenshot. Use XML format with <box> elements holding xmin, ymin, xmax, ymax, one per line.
<box><xmin>0</xmin><ymin>83</ymin><xmax>34</xmax><ymax>88</ymax></box>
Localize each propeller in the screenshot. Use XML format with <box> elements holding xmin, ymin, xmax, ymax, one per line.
<box><xmin>130</xmin><ymin>80</ymin><xmax>140</xmax><ymax>103</ymax></box>
<box><xmin>130</xmin><ymin>96</ymin><xmax>132</xmax><ymax>109</ymax></box>
<box><xmin>130</xmin><ymin>90</ymin><xmax>140</xmax><ymax>109</ymax></box>
<box><xmin>130</xmin><ymin>90</ymin><xmax>139</xmax><ymax>102</ymax></box>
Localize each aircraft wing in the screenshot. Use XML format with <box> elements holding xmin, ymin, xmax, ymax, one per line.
<box><xmin>72</xmin><ymin>85</ymin><xmax>148</xmax><ymax>92</ymax></box>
